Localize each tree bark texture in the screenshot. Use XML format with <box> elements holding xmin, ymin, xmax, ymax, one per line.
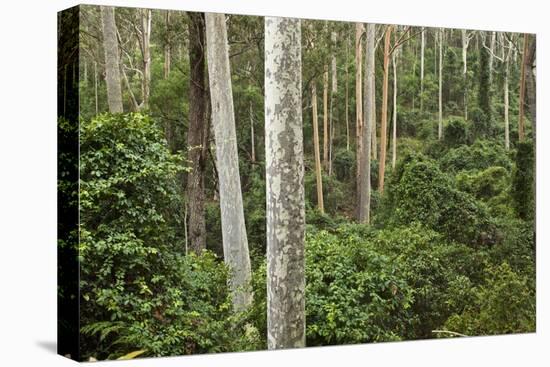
<box><xmin>186</xmin><ymin>12</ymin><xmax>209</xmax><ymax>254</ymax></box>
<box><xmin>265</xmin><ymin>17</ymin><xmax>306</xmax><ymax>350</ymax></box>
<box><xmin>205</xmin><ymin>13</ymin><xmax>253</xmax><ymax>312</ymax></box>
<box><xmin>100</xmin><ymin>6</ymin><xmax>123</xmax><ymax>113</ymax></box>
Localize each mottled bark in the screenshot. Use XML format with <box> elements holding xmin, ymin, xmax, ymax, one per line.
<box><xmin>359</xmin><ymin>23</ymin><xmax>375</xmax><ymax>223</ymax></box>
<box><xmin>265</xmin><ymin>17</ymin><xmax>305</xmax><ymax>350</ymax></box>
<box><xmin>100</xmin><ymin>6</ymin><xmax>123</xmax><ymax>113</ymax></box>
<box><xmin>312</xmin><ymin>85</ymin><xmax>324</xmax><ymax>212</ymax></box>
<box><xmin>205</xmin><ymin>13</ymin><xmax>252</xmax><ymax>312</ymax></box>
<box><xmin>186</xmin><ymin>12</ymin><xmax>209</xmax><ymax>254</ymax></box>
<box><xmin>355</xmin><ymin>23</ymin><xmax>364</xmax><ymax>201</ymax></box>
<box><xmin>379</xmin><ymin>25</ymin><xmax>393</xmax><ymax>194</ymax></box>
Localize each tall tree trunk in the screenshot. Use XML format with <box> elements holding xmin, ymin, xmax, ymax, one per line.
<box><xmin>372</xmin><ymin>57</ymin><xmax>377</xmax><ymax>160</ymax></box>
<box><xmin>489</xmin><ymin>31</ymin><xmax>496</xmax><ymax>84</ymax></box>
<box><xmin>420</xmin><ymin>27</ymin><xmax>425</xmax><ymax>112</ymax></box>
<box><xmin>94</xmin><ymin>61</ymin><xmax>99</xmax><ymax>114</ymax></box>
<box><xmin>518</xmin><ymin>33</ymin><xmax>528</xmax><ymax>142</ymax></box>
<box><xmin>205</xmin><ymin>13</ymin><xmax>252</xmax><ymax>312</ymax></box>
<box><xmin>524</xmin><ymin>34</ymin><xmax>536</xmax><ymax>140</ymax></box>
<box><xmin>359</xmin><ymin>23</ymin><xmax>375</xmax><ymax>223</ymax></box>
<box><xmin>378</xmin><ymin>25</ymin><xmax>393</xmax><ymax>194</ymax></box>
<box><xmin>504</xmin><ymin>38</ymin><xmax>512</xmax><ymax>150</ymax></box>
<box><xmin>355</xmin><ymin>23</ymin><xmax>364</xmax><ymax>202</ymax></box>
<box><xmin>140</xmin><ymin>9</ymin><xmax>152</xmax><ymax>108</ymax></box>
<box><xmin>438</xmin><ymin>28</ymin><xmax>443</xmax><ymax>140</ymax></box>
<box><xmin>345</xmin><ymin>33</ymin><xmax>350</xmax><ymax>151</ymax></box>
<box><xmin>312</xmin><ymin>85</ymin><xmax>324</xmax><ymax>213</ymax></box>
<box><xmin>100</xmin><ymin>6</ymin><xmax>123</xmax><ymax>113</ymax></box>
<box><xmin>462</xmin><ymin>29</ymin><xmax>470</xmax><ymax>120</ymax></box>
<box><xmin>323</xmin><ymin>64</ymin><xmax>329</xmax><ymax>170</ymax></box>
<box><xmin>265</xmin><ymin>17</ymin><xmax>305</xmax><ymax>350</ymax></box>
<box><xmin>250</xmin><ymin>101</ymin><xmax>256</xmax><ymax>163</ymax></box>
<box><xmin>329</xmin><ymin>32</ymin><xmax>337</xmax><ymax>176</ymax></box>
<box><xmin>164</xmin><ymin>10</ymin><xmax>171</xmax><ymax>79</ymax></box>
<box><xmin>186</xmin><ymin>12</ymin><xmax>209</xmax><ymax>254</ymax></box>
<box><xmin>392</xmin><ymin>48</ymin><xmax>398</xmax><ymax>169</ymax></box>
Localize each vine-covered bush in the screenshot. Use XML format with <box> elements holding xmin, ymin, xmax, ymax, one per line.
<box><xmin>440</xmin><ymin>140</ymin><xmax>512</xmax><ymax>174</ymax></box>
<box><xmin>380</xmin><ymin>153</ymin><xmax>495</xmax><ymax>245</ymax></box>
<box><xmin>79</xmin><ymin>113</ymin><xmax>257</xmax><ymax>359</ymax></box>
<box><xmin>305</xmin><ymin>229</ymin><xmax>413</xmax><ymax>345</ymax></box>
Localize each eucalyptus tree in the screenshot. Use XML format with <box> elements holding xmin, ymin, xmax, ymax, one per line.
<box><xmin>100</xmin><ymin>6</ymin><xmax>123</xmax><ymax>113</ymax></box>
<box><xmin>359</xmin><ymin>23</ymin><xmax>375</xmax><ymax>223</ymax></box>
<box><xmin>265</xmin><ymin>16</ymin><xmax>306</xmax><ymax>349</ymax></box>
<box><xmin>205</xmin><ymin>12</ymin><xmax>252</xmax><ymax>311</ymax></box>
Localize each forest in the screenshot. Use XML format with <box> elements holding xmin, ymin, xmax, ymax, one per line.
<box><xmin>58</xmin><ymin>5</ymin><xmax>536</xmax><ymax>361</ymax></box>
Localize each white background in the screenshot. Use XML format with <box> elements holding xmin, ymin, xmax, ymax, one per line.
<box><xmin>0</xmin><ymin>0</ymin><xmax>547</xmax><ymax>365</ymax></box>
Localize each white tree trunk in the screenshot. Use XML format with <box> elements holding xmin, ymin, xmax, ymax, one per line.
<box><xmin>265</xmin><ymin>17</ymin><xmax>305</xmax><ymax>350</ymax></box>
<box><xmin>355</xmin><ymin>23</ymin><xmax>364</xmax><ymax>201</ymax></box>
<box><xmin>438</xmin><ymin>28</ymin><xmax>443</xmax><ymax>140</ymax></box>
<box><xmin>141</xmin><ymin>9</ymin><xmax>152</xmax><ymax>108</ymax></box>
<box><xmin>100</xmin><ymin>6</ymin><xmax>123</xmax><ymax>113</ymax></box>
<box><xmin>323</xmin><ymin>65</ymin><xmax>329</xmax><ymax>170</ymax></box>
<box><xmin>392</xmin><ymin>49</ymin><xmax>398</xmax><ymax>168</ymax></box>
<box><xmin>462</xmin><ymin>29</ymin><xmax>469</xmax><ymax>120</ymax></box>
<box><xmin>359</xmin><ymin>23</ymin><xmax>375</xmax><ymax>224</ymax></box>
<box><xmin>205</xmin><ymin>13</ymin><xmax>252</xmax><ymax>312</ymax></box>
<box><xmin>312</xmin><ymin>85</ymin><xmax>324</xmax><ymax>213</ymax></box>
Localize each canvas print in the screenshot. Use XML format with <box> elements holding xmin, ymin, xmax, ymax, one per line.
<box><xmin>57</xmin><ymin>4</ymin><xmax>536</xmax><ymax>361</ymax></box>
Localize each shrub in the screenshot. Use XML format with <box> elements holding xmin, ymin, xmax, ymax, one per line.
<box><xmin>439</xmin><ymin>140</ymin><xmax>512</xmax><ymax>174</ymax></box>
<box><xmin>372</xmin><ymin>225</ymin><xmax>488</xmax><ymax>338</ymax></box>
<box><xmin>443</xmin><ymin>117</ymin><xmax>470</xmax><ymax>147</ymax></box>
<box><xmin>381</xmin><ymin>153</ymin><xmax>495</xmax><ymax>245</ymax></box>
<box><xmin>444</xmin><ymin>262</ymin><xmax>535</xmax><ymax>336</ymax></box>
<box><xmin>305</xmin><ymin>229</ymin><xmax>413</xmax><ymax>345</ymax></box>
<box><xmin>456</xmin><ymin>166</ymin><xmax>509</xmax><ymax>201</ymax></box>
<box><xmin>79</xmin><ymin>113</ymin><xmax>256</xmax><ymax>359</ymax></box>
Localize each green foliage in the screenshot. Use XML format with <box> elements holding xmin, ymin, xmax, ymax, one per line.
<box><xmin>443</xmin><ymin>117</ymin><xmax>470</xmax><ymax>147</ymax></box>
<box><xmin>511</xmin><ymin>141</ymin><xmax>535</xmax><ymax>221</ymax></box>
<box><xmin>380</xmin><ymin>153</ymin><xmax>494</xmax><ymax>245</ymax></box>
<box><xmin>305</xmin><ymin>229</ymin><xmax>413</xmax><ymax>345</ymax></box>
<box><xmin>305</xmin><ymin>170</ymin><xmax>347</xmax><ymax>214</ymax></box>
<box><xmin>440</xmin><ymin>140</ymin><xmax>512</xmax><ymax>174</ymax></box>
<box><xmin>444</xmin><ymin>262</ymin><xmax>535</xmax><ymax>336</ymax></box>
<box><xmin>476</xmin><ymin>46</ymin><xmax>492</xmax><ymax>138</ymax></box>
<box><xmin>456</xmin><ymin>166</ymin><xmax>509</xmax><ymax>201</ymax></box>
<box><xmin>79</xmin><ymin>113</ymin><xmax>258</xmax><ymax>359</ymax></box>
<box><xmin>372</xmin><ymin>225</ymin><xmax>488</xmax><ymax>338</ymax></box>
<box><xmin>332</xmin><ymin>148</ymin><xmax>355</xmax><ymax>181</ymax></box>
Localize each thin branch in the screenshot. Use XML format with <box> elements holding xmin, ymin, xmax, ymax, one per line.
<box><xmin>432</xmin><ymin>330</ymin><xmax>469</xmax><ymax>337</ymax></box>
